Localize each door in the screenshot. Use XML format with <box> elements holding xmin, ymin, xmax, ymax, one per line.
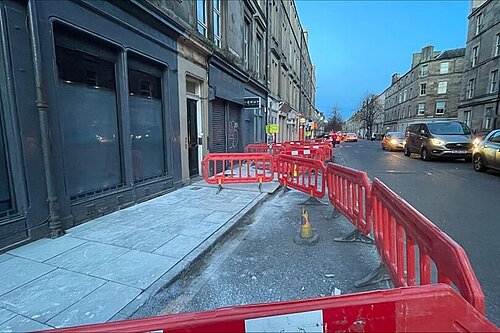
<box><xmin>227</xmin><ymin>102</ymin><xmax>241</xmax><ymax>153</ymax></box>
<box><xmin>187</xmin><ymin>98</ymin><xmax>199</xmax><ymax>177</ymax></box>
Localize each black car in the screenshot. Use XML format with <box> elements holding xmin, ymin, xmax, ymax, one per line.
<box><xmin>472</xmin><ymin>129</ymin><xmax>500</xmax><ymax>172</ymax></box>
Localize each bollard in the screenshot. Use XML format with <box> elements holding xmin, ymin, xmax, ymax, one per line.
<box><xmin>294</xmin><ymin>208</ymin><xmax>319</xmax><ymax>246</ymax></box>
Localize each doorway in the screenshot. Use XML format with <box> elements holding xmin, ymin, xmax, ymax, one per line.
<box><xmin>187</xmin><ymin>98</ymin><xmax>199</xmax><ymax>177</ymax></box>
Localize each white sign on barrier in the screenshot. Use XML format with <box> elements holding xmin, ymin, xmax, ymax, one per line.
<box><xmin>244</xmin><ymin>310</ymin><xmax>323</xmax><ymax>333</ymax></box>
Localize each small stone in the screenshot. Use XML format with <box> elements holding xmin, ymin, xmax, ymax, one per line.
<box><xmin>251</xmin><ymin>275</ymin><xmax>257</xmax><ymax>280</ymax></box>
<box><xmin>325</xmin><ymin>274</ymin><xmax>335</xmax><ymax>278</ymax></box>
<box><xmin>301</xmin><ymin>286</ymin><xmax>305</xmax><ymax>291</ymax></box>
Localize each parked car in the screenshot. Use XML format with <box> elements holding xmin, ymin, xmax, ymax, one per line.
<box><xmin>403</xmin><ymin>121</ymin><xmax>473</xmax><ymax>161</ymax></box>
<box><xmin>344</xmin><ymin>132</ymin><xmax>358</xmax><ymax>142</ymax></box>
<box><xmin>472</xmin><ymin>129</ymin><xmax>500</xmax><ymax>172</ymax></box>
<box><xmin>381</xmin><ymin>132</ymin><xmax>405</xmax><ymax>151</ymax></box>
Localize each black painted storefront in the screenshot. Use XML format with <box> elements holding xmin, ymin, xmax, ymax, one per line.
<box><xmin>0</xmin><ymin>0</ymin><xmax>183</xmax><ymax>251</ymax></box>
<box><xmin>208</xmin><ymin>56</ymin><xmax>267</xmax><ymax>155</ymax></box>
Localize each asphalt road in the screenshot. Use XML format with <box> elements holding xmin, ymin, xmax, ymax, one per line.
<box><xmin>133</xmin><ymin>186</ymin><xmax>388</xmax><ymax>320</ymax></box>
<box><xmin>338</xmin><ymin>139</ymin><xmax>500</xmax><ymax>326</ymax></box>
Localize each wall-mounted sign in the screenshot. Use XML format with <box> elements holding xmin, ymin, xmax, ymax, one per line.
<box><xmin>305</xmin><ymin>131</ymin><xmax>312</xmax><ymax>136</ymax></box>
<box><xmin>244</xmin><ymin>97</ymin><xmax>261</xmax><ymax>108</ymax></box>
<box><xmin>265</xmin><ymin>124</ymin><xmax>279</xmax><ymax>134</ymax></box>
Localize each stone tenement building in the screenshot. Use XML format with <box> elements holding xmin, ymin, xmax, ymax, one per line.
<box><xmin>383</xmin><ymin>45</ymin><xmax>465</xmax><ymax>133</ymax></box>
<box><xmin>0</xmin><ymin>0</ymin><xmax>316</xmax><ymax>250</ymax></box>
<box><xmin>458</xmin><ymin>0</ymin><xmax>499</xmax><ymax>133</ymax></box>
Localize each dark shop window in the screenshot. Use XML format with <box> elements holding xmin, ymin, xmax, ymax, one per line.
<box><xmin>0</xmin><ymin>114</ymin><xmax>13</xmax><ymax>214</ymax></box>
<box><xmin>128</xmin><ymin>66</ymin><xmax>165</xmax><ymax>181</ymax></box>
<box><xmin>55</xmin><ymin>43</ymin><xmax>122</xmax><ymax>198</ymax></box>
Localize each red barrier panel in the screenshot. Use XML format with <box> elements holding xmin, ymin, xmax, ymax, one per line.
<box><xmin>202</xmin><ymin>153</ymin><xmax>274</xmax><ymax>186</ymax></box>
<box><xmin>45</xmin><ymin>285</ymin><xmax>498</xmax><ymax>333</ymax></box>
<box><xmin>277</xmin><ymin>154</ymin><xmax>325</xmax><ymax>198</ymax></box>
<box><xmin>283</xmin><ymin>142</ymin><xmax>333</xmax><ymax>162</ymax></box>
<box><xmin>280</xmin><ymin>147</ymin><xmax>326</xmax><ymax>162</ymax></box>
<box><xmin>244</xmin><ymin>143</ymin><xmax>270</xmax><ymax>154</ymax></box>
<box><xmin>371</xmin><ymin>178</ymin><xmax>486</xmax><ymax>314</ymax></box>
<box><xmin>326</xmin><ymin>163</ymin><xmax>372</xmax><ymax>235</ymax></box>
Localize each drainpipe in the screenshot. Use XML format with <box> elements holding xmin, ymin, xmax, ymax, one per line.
<box><xmin>27</xmin><ymin>0</ymin><xmax>64</xmax><ymax>238</ymax></box>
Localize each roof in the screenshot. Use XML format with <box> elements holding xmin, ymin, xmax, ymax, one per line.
<box><xmin>435</xmin><ymin>48</ymin><xmax>466</xmax><ymax>60</ymax></box>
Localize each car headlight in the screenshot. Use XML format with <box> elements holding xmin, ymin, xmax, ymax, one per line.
<box><xmin>472</xmin><ymin>137</ymin><xmax>481</xmax><ymax>146</ymax></box>
<box><xmin>430</xmin><ymin>138</ymin><xmax>445</xmax><ymax>146</ymax></box>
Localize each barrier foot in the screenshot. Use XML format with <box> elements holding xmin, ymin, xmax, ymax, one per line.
<box><xmin>354</xmin><ymin>263</ymin><xmax>390</xmax><ymax>288</ymax></box>
<box><xmin>281</xmin><ymin>185</ymin><xmax>291</xmax><ymax>195</ymax></box>
<box><xmin>300</xmin><ymin>196</ymin><xmax>327</xmax><ymax>206</ymax></box>
<box><xmin>216</xmin><ymin>184</ymin><xmax>223</xmax><ymax>194</ymax></box>
<box><xmin>330</xmin><ymin>207</ymin><xmax>342</xmax><ymax>219</ymax></box>
<box><xmin>334</xmin><ymin>229</ymin><xmax>374</xmax><ymax>244</ymax></box>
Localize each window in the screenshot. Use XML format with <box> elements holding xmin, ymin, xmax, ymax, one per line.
<box><xmin>484</xmin><ymin>107</ymin><xmax>495</xmax><ymax>130</ymax></box>
<box><xmin>464</xmin><ymin>110</ymin><xmax>472</xmax><ymax>127</ymax></box>
<box><xmin>489</xmin><ymin>131</ymin><xmax>500</xmax><ymax>143</ymax></box>
<box><xmin>418</xmin><ymin>103</ymin><xmax>425</xmax><ymax>115</ymax></box>
<box><xmin>472</xmin><ymin>46</ymin><xmax>479</xmax><ymax>67</ymax></box>
<box><xmin>213</xmin><ymin>0</ymin><xmax>221</xmax><ymax>47</ymax></box>
<box><xmin>421</xmin><ymin>64</ymin><xmax>428</xmax><ymax>77</ymax></box>
<box><xmin>435</xmin><ymin>101</ymin><xmax>446</xmax><ymax>115</ymax></box>
<box><xmin>256</xmin><ymin>34</ymin><xmax>262</xmax><ymax>78</ymax></box>
<box><xmin>243</xmin><ymin>19</ymin><xmax>250</xmax><ymax>69</ymax></box>
<box><xmin>437</xmin><ymin>81</ymin><xmax>447</xmax><ymax>94</ymax></box>
<box><xmin>55</xmin><ymin>28</ymin><xmax>121</xmax><ymax>198</ymax></box>
<box><xmin>475</xmin><ymin>13</ymin><xmax>482</xmax><ymax>35</ymax></box>
<box><xmin>128</xmin><ymin>62</ymin><xmax>165</xmax><ymax>182</ymax></box>
<box><xmin>440</xmin><ymin>62</ymin><xmax>449</xmax><ymax>74</ymax></box>
<box><xmin>0</xmin><ymin>116</ymin><xmax>13</xmax><ymax>214</ymax></box>
<box><xmin>496</xmin><ymin>33</ymin><xmax>500</xmax><ymax>57</ymax></box>
<box><xmin>490</xmin><ymin>70</ymin><xmax>498</xmax><ymax>93</ymax></box>
<box><xmin>197</xmin><ymin>0</ymin><xmax>207</xmax><ymax>37</ymax></box>
<box><xmin>403</xmin><ymin>89</ymin><xmax>407</xmax><ymax>101</ymax></box>
<box><xmin>420</xmin><ymin>83</ymin><xmax>426</xmax><ymax>96</ymax></box>
<box><xmin>467</xmin><ymin>78</ymin><xmax>475</xmax><ymax>99</ymax></box>
<box><xmin>398</xmin><ymin>93</ymin><xmax>402</xmax><ymax>103</ymax></box>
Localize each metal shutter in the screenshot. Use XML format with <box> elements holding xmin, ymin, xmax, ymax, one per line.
<box><xmin>227</xmin><ymin>102</ymin><xmax>241</xmax><ymax>153</ymax></box>
<box><xmin>210</xmin><ymin>99</ymin><xmax>226</xmax><ymax>153</ymax></box>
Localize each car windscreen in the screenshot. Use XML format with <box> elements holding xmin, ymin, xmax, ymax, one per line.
<box><xmin>427</xmin><ymin>122</ymin><xmax>471</xmax><ymax>135</ymax></box>
<box><xmin>393</xmin><ymin>132</ymin><xmax>405</xmax><ymax>139</ymax></box>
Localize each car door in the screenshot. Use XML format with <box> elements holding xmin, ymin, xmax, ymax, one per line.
<box><xmin>485</xmin><ymin>131</ymin><xmax>500</xmax><ymax>169</ymax></box>
<box><xmin>415</xmin><ymin>124</ymin><xmax>427</xmax><ymax>151</ymax></box>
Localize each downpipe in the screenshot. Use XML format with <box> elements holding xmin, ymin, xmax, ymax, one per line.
<box><xmin>27</xmin><ymin>0</ymin><xmax>64</xmax><ymax>237</ymax></box>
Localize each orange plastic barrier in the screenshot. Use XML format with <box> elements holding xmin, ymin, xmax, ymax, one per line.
<box><xmin>371</xmin><ymin>178</ymin><xmax>486</xmax><ymax>314</ymax></box>
<box><xmin>243</xmin><ymin>143</ymin><xmax>270</xmax><ymax>154</ymax></box>
<box><xmin>283</xmin><ymin>141</ymin><xmax>333</xmax><ymax>162</ymax></box>
<box><xmin>44</xmin><ymin>285</ymin><xmax>498</xmax><ymax>333</ymax></box>
<box><xmin>276</xmin><ymin>154</ymin><xmax>325</xmax><ymax>198</ymax></box>
<box><xmin>202</xmin><ymin>153</ymin><xmax>274</xmax><ymax>186</ymax></box>
<box><xmin>326</xmin><ymin>163</ymin><xmax>372</xmax><ymax>235</ymax></box>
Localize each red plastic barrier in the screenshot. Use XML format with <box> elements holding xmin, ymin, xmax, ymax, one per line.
<box><xmin>244</xmin><ymin>143</ymin><xmax>270</xmax><ymax>154</ymax></box>
<box><xmin>280</xmin><ymin>147</ymin><xmax>326</xmax><ymax>162</ymax></box>
<box><xmin>283</xmin><ymin>141</ymin><xmax>333</xmax><ymax>162</ymax></box>
<box><xmin>371</xmin><ymin>178</ymin><xmax>486</xmax><ymax>314</ymax></box>
<box><xmin>202</xmin><ymin>153</ymin><xmax>274</xmax><ymax>185</ymax></box>
<box><xmin>326</xmin><ymin>163</ymin><xmax>372</xmax><ymax>235</ymax></box>
<box><xmin>44</xmin><ymin>285</ymin><xmax>498</xmax><ymax>333</ymax></box>
<box><xmin>277</xmin><ymin>154</ymin><xmax>325</xmax><ymax>198</ymax></box>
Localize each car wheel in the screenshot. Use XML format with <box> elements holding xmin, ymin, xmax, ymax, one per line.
<box><xmin>421</xmin><ymin>147</ymin><xmax>431</xmax><ymax>161</ymax></box>
<box><xmin>473</xmin><ymin>154</ymin><xmax>486</xmax><ymax>172</ymax></box>
<box><xmin>403</xmin><ymin>146</ymin><xmax>411</xmax><ymax>156</ymax></box>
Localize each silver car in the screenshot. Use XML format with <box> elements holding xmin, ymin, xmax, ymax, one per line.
<box><xmin>472</xmin><ymin>129</ymin><xmax>500</xmax><ymax>172</ymax></box>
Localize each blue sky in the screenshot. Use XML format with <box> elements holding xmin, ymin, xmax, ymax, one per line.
<box><xmin>295</xmin><ymin>0</ymin><xmax>470</xmax><ymax>120</ymax></box>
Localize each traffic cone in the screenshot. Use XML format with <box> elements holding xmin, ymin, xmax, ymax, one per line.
<box><xmin>294</xmin><ymin>208</ymin><xmax>319</xmax><ymax>246</ymax></box>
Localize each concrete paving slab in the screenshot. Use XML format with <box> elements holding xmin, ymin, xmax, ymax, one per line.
<box><xmin>46</xmin><ymin>242</ymin><xmax>130</xmax><ymax>275</ymax></box>
<box><xmin>0</xmin><ymin>269</ymin><xmax>106</xmax><ymax>323</ymax></box>
<box><xmin>202</xmin><ymin>211</ymin><xmax>237</xmax><ymax>224</ymax></box>
<box><xmin>0</xmin><ymin>308</ymin><xmax>16</xmax><ymax>325</ymax></box>
<box><xmin>153</xmin><ymin>234</ymin><xmax>203</xmax><ymax>259</ymax></box>
<box><xmin>180</xmin><ymin>222</ymin><xmax>221</xmax><ymax>239</ymax></box>
<box><xmin>0</xmin><ymin>315</ymin><xmax>52</xmax><ymax>332</ymax></box>
<box><xmin>47</xmin><ymin>282</ymin><xmax>141</xmax><ymax>328</ymax></box>
<box><xmin>68</xmin><ymin>223</ymin><xmax>136</xmax><ymax>244</ymax></box>
<box><xmin>0</xmin><ymin>254</ymin><xmax>13</xmax><ymax>264</ymax></box>
<box><xmin>0</xmin><ymin>257</ymin><xmax>55</xmax><ymax>297</ymax></box>
<box><xmin>88</xmin><ymin>250</ymin><xmax>179</xmax><ymax>290</ymax></box>
<box><xmin>110</xmin><ymin>228</ymin><xmax>177</xmax><ymax>253</ymax></box>
<box><xmin>7</xmin><ymin>236</ymin><xmax>86</xmax><ymax>262</ymax></box>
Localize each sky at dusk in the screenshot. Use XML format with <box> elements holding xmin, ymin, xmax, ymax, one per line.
<box><xmin>294</xmin><ymin>0</ymin><xmax>470</xmax><ymax>121</ymax></box>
